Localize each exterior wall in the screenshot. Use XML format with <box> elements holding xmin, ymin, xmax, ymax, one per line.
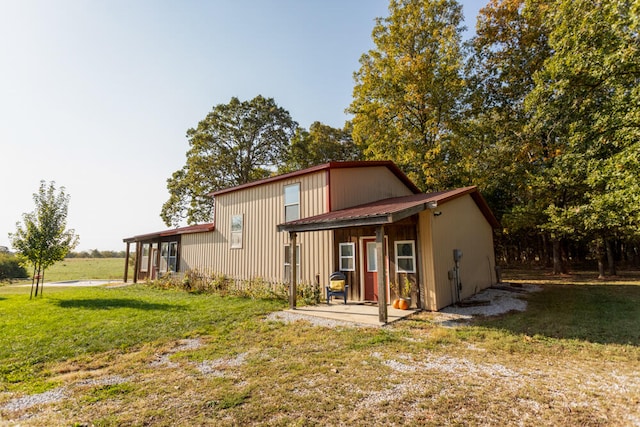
<box><xmin>180</xmin><ymin>170</ymin><xmax>334</xmax><ymax>285</ymax></box>
<box><xmin>420</xmin><ymin>194</ymin><xmax>496</xmax><ymax>310</ymax></box>
<box><xmin>329</xmin><ymin>167</ymin><xmax>415</xmax><ymax>210</ymax></box>
<box><xmin>333</xmin><ymin>219</ymin><xmax>418</xmax><ymax>303</ymax></box>
<box><xmin>417</xmin><ymin>211</ymin><xmax>437</xmax><ymax>310</ymax></box>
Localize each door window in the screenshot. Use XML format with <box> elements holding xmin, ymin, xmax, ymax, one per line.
<box><xmin>366</xmin><ymin>241</ymin><xmax>377</xmax><ymax>272</ymax></box>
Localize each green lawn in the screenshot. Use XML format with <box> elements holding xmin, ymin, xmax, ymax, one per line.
<box><xmin>0</xmin><ymin>277</ymin><xmax>638</xmax><ymax>425</ymax></box>
<box><xmin>12</xmin><ymin>258</ymin><xmax>126</xmax><ymax>283</ymax></box>
<box><xmin>0</xmin><ymin>285</ymin><xmax>284</xmax><ymax>391</ymax></box>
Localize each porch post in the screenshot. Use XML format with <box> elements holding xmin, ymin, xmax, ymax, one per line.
<box><xmin>124</xmin><ymin>242</ymin><xmax>130</xmax><ymax>283</ymax></box>
<box><xmin>289</xmin><ymin>231</ymin><xmax>297</xmax><ymax>309</ymax></box>
<box><xmin>133</xmin><ymin>242</ymin><xmax>139</xmax><ymax>284</ymax></box>
<box><xmin>376</xmin><ymin>225</ymin><xmax>388</xmax><ymax>324</ymax></box>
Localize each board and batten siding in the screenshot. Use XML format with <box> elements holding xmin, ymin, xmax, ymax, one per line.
<box><xmin>329</xmin><ymin>166</ymin><xmax>415</xmax><ymax>210</ymax></box>
<box><xmin>180</xmin><ymin>170</ymin><xmax>334</xmax><ymax>285</ymax></box>
<box><xmin>419</xmin><ymin>194</ymin><xmax>496</xmax><ymax>311</ymax></box>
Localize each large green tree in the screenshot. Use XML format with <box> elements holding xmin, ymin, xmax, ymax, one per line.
<box><xmin>465</xmin><ymin>0</ymin><xmax>554</xmax><ymax>265</ymax></box>
<box><xmin>525</xmin><ymin>0</ymin><xmax>640</xmax><ymax>275</ymax></box>
<box><xmin>9</xmin><ymin>181</ymin><xmax>79</xmax><ymax>297</ymax></box>
<box><xmin>349</xmin><ymin>0</ymin><xmax>466</xmax><ymax>191</ymax></box>
<box><xmin>280</xmin><ymin>121</ymin><xmax>362</xmax><ymax>173</ymax></box>
<box><xmin>161</xmin><ymin>96</ymin><xmax>297</xmax><ymax>226</ymax></box>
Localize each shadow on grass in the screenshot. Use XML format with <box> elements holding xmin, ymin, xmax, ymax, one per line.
<box><xmin>53</xmin><ymin>298</ymin><xmax>185</xmax><ymax>311</ymax></box>
<box><xmin>475</xmin><ymin>285</ymin><xmax>640</xmax><ymax>346</ymax></box>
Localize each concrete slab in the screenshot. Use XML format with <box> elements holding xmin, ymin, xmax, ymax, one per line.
<box><xmin>288</xmin><ymin>303</ymin><xmax>418</xmax><ymax>326</ymax></box>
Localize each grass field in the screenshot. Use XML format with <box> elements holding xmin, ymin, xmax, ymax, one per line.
<box><xmin>0</xmin><ymin>271</ymin><xmax>638</xmax><ymax>425</ymax></box>
<box><xmin>9</xmin><ymin>258</ymin><xmax>125</xmax><ymax>283</ymax></box>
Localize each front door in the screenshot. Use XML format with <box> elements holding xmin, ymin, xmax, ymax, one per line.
<box><xmin>363</xmin><ymin>239</ymin><xmax>378</xmax><ymax>301</ymax></box>
<box><xmin>363</xmin><ymin>238</ymin><xmax>389</xmax><ymax>301</ymax></box>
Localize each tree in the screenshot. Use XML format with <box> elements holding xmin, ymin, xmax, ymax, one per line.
<box><xmin>161</xmin><ymin>96</ymin><xmax>298</xmax><ymax>226</ymax></box>
<box><xmin>280</xmin><ymin>121</ymin><xmax>362</xmax><ymax>173</ymax></box>
<box><xmin>349</xmin><ymin>0</ymin><xmax>466</xmax><ymax>191</ymax></box>
<box><xmin>465</xmin><ymin>0</ymin><xmax>555</xmax><ymax>267</ymax></box>
<box><xmin>525</xmin><ymin>0</ymin><xmax>640</xmax><ymax>276</ymax></box>
<box><xmin>9</xmin><ymin>181</ymin><xmax>79</xmax><ymax>297</ymax></box>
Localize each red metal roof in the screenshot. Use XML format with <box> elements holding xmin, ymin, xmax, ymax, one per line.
<box><xmin>211</xmin><ymin>161</ymin><xmax>421</xmax><ymax>197</ymax></box>
<box><xmin>123</xmin><ymin>223</ymin><xmax>215</xmax><ymax>243</ymax></box>
<box><xmin>277</xmin><ymin>186</ymin><xmax>499</xmax><ymax>232</ymax></box>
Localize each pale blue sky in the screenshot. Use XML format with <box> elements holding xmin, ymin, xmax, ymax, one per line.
<box><xmin>1</xmin><ymin>0</ymin><xmax>483</xmax><ymax>251</ymax></box>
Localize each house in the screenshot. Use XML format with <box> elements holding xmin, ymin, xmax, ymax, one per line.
<box><xmin>123</xmin><ymin>161</ymin><xmax>499</xmax><ymax>319</ymax></box>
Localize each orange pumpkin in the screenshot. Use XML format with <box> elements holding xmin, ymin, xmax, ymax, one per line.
<box><xmin>392</xmin><ymin>299</ymin><xmax>400</xmax><ymax>309</ymax></box>
<box><xmin>398</xmin><ymin>299</ymin><xmax>409</xmax><ymax>310</ymax></box>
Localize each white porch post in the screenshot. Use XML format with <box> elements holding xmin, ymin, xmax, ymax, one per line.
<box><xmin>289</xmin><ymin>231</ymin><xmax>297</xmax><ymax>309</ymax></box>
<box><xmin>376</xmin><ymin>225</ymin><xmax>388</xmax><ymax>323</ymax></box>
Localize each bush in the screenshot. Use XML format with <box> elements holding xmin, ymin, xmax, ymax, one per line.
<box><xmin>0</xmin><ymin>253</ymin><xmax>28</xmax><ymax>282</ymax></box>
<box><xmin>149</xmin><ymin>270</ymin><xmax>323</xmax><ymax>306</ymax></box>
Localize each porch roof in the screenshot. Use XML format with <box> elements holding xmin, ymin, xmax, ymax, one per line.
<box><xmin>277</xmin><ymin>186</ymin><xmax>499</xmax><ymax>233</ymax></box>
<box><xmin>123</xmin><ymin>223</ymin><xmax>215</xmax><ymax>243</ymax></box>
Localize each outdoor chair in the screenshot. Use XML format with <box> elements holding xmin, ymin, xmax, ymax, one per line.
<box><xmin>326</xmin><ymin>271</ymin><xmax>348</xmax><ymax>304</ymax></box>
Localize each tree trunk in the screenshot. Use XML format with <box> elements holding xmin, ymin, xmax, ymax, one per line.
<box><xmin>597</xmin><ymin>237</ymin><xmax>606</xmax><ymax>279</ymax></box>
<box><xmin>30</xmin><ymin>264</ymin><xmax>37</xmax><ymax>299</ymax></box>
<box><xmin>552</xmin><ymin>238</ymin><xmax>562</xmax><ymax>275</ymax></box>
<box><xmin>606</xmin><ymin>238</ymin><xmax>617</xmax><ymax>276</ymax></box>
<box><xmin>541</xmin><ymin>233</ymin><xmax>550</xmax><ymax>267</ymax></box>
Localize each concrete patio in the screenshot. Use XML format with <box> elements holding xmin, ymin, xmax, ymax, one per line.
<box><xmin>287</xmin><ymin>302</ymin><xmax>419</xmax><ymax>326</ymax></box>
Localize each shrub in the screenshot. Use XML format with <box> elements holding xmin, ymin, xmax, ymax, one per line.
<box><xmin>296</xmin><ymin>281</ymin><xmax>320</xmax><ymax>305</ymax></box>
<box><xmin>0</xmin><ymin>253</ymin><xmax>28</xmax><ymax>282</ymax></box>
<box><xmin>149</xmin><ymin>270</ymin><xmax>323</xmax><ymax>306</ymax></box>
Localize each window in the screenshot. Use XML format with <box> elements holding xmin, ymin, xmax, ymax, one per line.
<box><xmin>366</xmin><ymin>241</ymin><xmax>377</xmax><ymax>272</ymax></box>
<box><xmin>168</xmin><ymin>242</ymin><xmax>178</xmax><ymax>272</ymax></box>
<box><xmin>160</xmin><ymin>242</ymin><xmax>169</xmax><ymax>273</ymax></box>
<box><xmin>284</xmin><ymin>183</ymin><xmax>300</xmax><ymax>222</ymax></box>
<box><xmin>231</xmin><ymin>214</ymin><xmax>243</xmax><ymax>249</ymax></box>
<box><xmin>339</xmin><ymin>243</ymin><xmax>355</xmax><ymax>271</ymax></box>
<box><xmin>159</xmin><ymin>241</ymin><xmax>178</xmax><ymax>273</ymax></box>
<box><xmin>395</xmin><ymin>241</ymin><xmax>416</xmax><ymax>273</ymax></box>
<box><xmin>284</xmin><ymin>244</ymin><xmax>301</xmax><ymax>283</ymax></box>
<box><xmin>140</xmin><ymin>243</ymin><xmax>150</xmax><ymax>272</ymax></box>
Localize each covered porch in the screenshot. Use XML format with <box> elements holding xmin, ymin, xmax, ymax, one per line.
<box><xmin>286</xmin><ymin>302</ymin><xmax>419</xmax><ymax>327</ymax></box>
<box><xmin>122</xmin><ymin>223</ymin><xmax>215</xmax><ymax>283</ymax></box>
<box><xmin>278</xmin><ymin>192</ymin><xmax>443</xmax><ymax>324</ymax></box>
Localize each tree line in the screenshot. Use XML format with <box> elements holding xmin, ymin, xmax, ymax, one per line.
<box><xmin>161</xmin><ymin>0</ymin><xmax>640</xmax><ymax>276</ymax></box>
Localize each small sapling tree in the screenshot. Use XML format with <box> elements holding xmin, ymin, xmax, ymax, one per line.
<box><xmin>9</xmin><ymin>181</ymin><xmax>79</xmax><ymax>297</ymax></box>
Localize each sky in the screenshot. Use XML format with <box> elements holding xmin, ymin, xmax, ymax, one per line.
<box><xmin>1</xmin><ymin>0</ymin><xmax>483</xmax><ymax>252</ymax></box>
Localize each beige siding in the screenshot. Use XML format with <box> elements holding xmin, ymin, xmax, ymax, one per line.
<box><xmin>417</xmin><ymin>212</ymin><xmax>437</xmax><ymax>310</ymax></box>
<box><xmin>180</xmin><ymin>171</ymin><xmax>334</xmax><ymax>285</ymax></box>
<box><xmin>421</xmin><ymin>195</ymin><xmax>496</xmax><ymax>310</ymax></box>
<box><xmin>330</xmin><ymin>167</ymin><xmax>415</xmax><ymax>210</ymax></box>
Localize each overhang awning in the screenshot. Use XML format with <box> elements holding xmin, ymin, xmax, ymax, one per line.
<box><xmin>277</xmin><ymin>186</ymin><xmax>499</xmax><ymax>233</ymax></box>
<box><xmin>123</xmin><ymin>223</ymin><xmax>215</xmax><ymax>243</ymax></box>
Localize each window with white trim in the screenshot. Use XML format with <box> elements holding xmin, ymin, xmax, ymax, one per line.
<box><xmin>140</xmin><ymin>243</ymin><xmax>150</xmax><ymax>272</ymax></box>
<box><xmin>168</xmin><ymin>242</ymin><xmax>178</xmax><ymax>272</ymax></box>
<box><xmin>159</xmin><ymin>241</ymin><xmax>178</xmax><ymax>273</ymax></box>
<box><xmin>284</xmin><ymin>183</ymin><xmax>300</xmax><ymax>222</ymax></box>
<box><xmin>339</xmin><ymin>242</ymin><xmax>355</xmax><ymax>271</ymax></box>
<box><xmin>284</xmin><ymin>244</ymin><xmax>301</xmax><ymax>282</ymax></box>
<box><xmin>230</xmin><ymin>214</ymin><xmax>243</xmax><ymax>249</ymax></box>
<box><xmin>395</xmin><ymin>241</ymin><xmax>416</xmax><ymax>273</ymax></box>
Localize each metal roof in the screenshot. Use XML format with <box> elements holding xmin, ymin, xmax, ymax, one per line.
<box><xmin>123</xmin><ymin>223</ymin><xmax>215</xmax><ymax>243</ymax></box>
<box><xmin>277</xmin><ymin>186</ymin><xmax>499</xmax><ymax>232</ymax></box>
